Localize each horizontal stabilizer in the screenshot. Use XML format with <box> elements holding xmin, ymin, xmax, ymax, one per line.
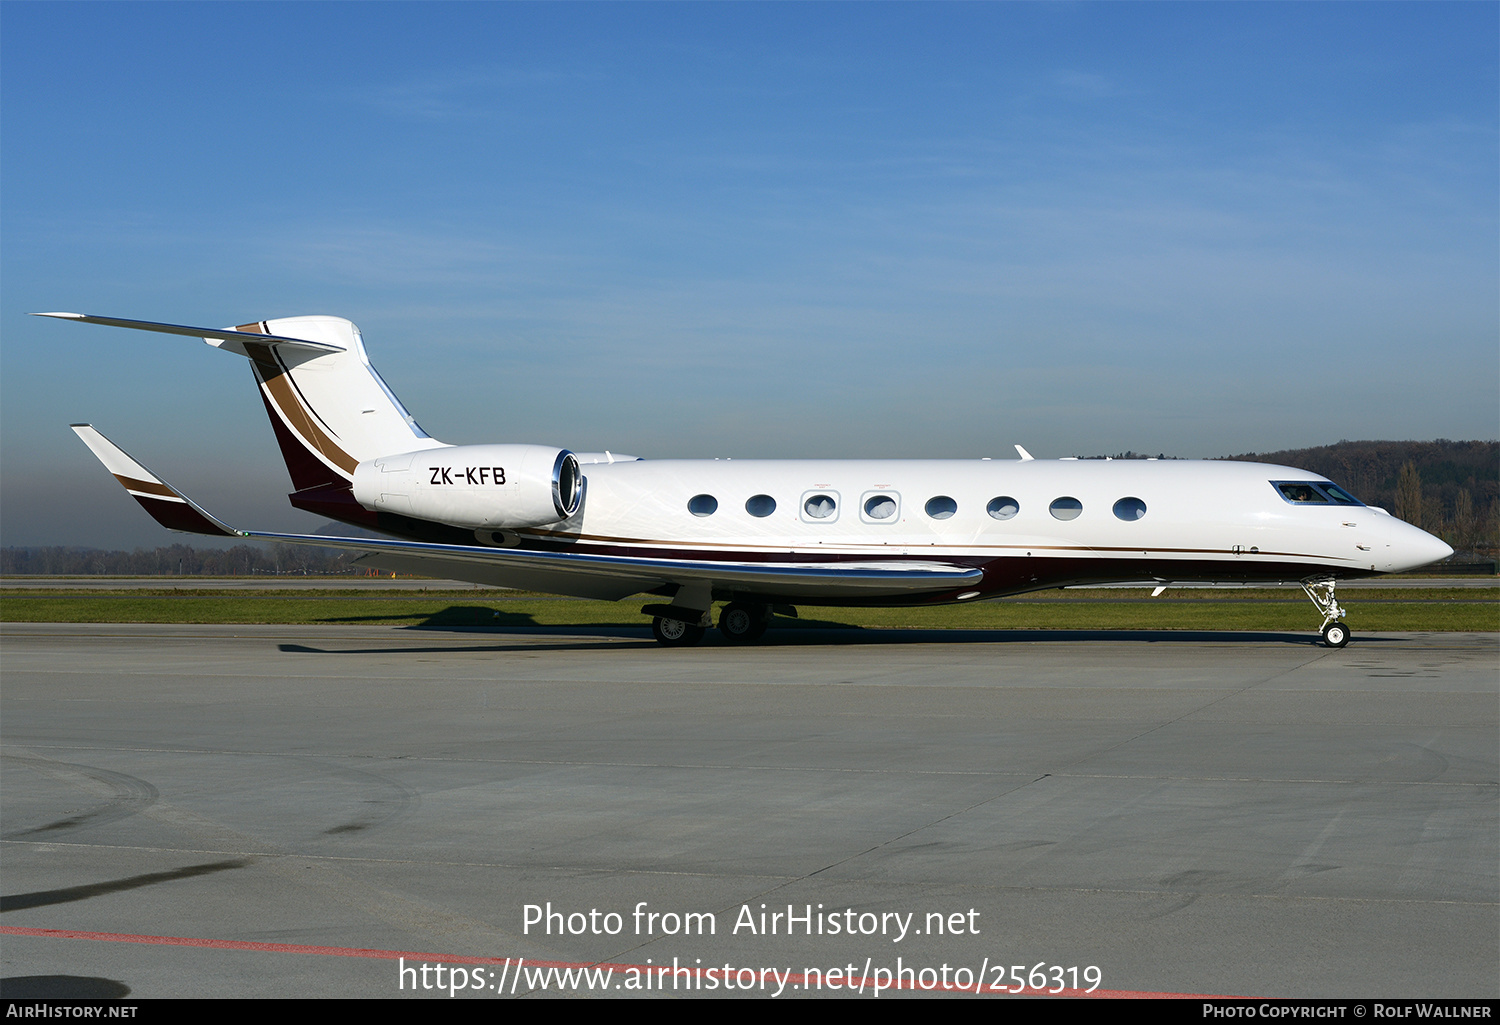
<box><xmin>71</xmin><ymin>425</ymin><xmax>239</xmax><ymax>537</ymax></box>
<box><xmin>32</xmin><ymin>313</ymin><xmax>344</xmax><ymax>355</ymax></box>
<box><xmin>43</xmin><ymin>311</ymin><xmax>443</xmax><ymax>489</ymax></box>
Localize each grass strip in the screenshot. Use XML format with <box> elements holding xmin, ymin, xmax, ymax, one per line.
<box><xmin>2</xmin><ymin>589</ymin><xmax>1495</xmax><ymax>631</ymax></box>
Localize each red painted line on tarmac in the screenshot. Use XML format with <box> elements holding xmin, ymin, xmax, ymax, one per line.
<box><xmin>0</xmin><ymin>926</ymin><xmax>542</xmax><ymax>967</ymax></box>
<box><xmin>0</xmin><ymin>926</ymin><xmax>1236</xmax><ymax>997</ymax></box>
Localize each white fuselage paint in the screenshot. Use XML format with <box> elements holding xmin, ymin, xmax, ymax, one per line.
<box><xmin>513</xmin><ymin>457</ymin><xmax>1449</xmax><ymax>584</ymax></box>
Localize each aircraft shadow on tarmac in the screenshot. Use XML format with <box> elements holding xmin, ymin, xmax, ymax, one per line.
<box><xmin>0</xmin><ymin>977</ymin><xmax>132</xmax><ymax>999</ymax></box>
<box><xmin>317</xmin><ymin>604</ymin><xmax>550</xmax><ymax>628</ymax></box>
<box><xmin>0</xmin><ymin>860</ymin><xmax>249</xmax><ymax>913</ymax></box>
<box><xmin>275</xmin><ymin>625</ymin><xmax>1374</xmax><ymax>656</ymax></box>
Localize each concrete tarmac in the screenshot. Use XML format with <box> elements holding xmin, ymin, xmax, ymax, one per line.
<box><xmin>1</xmin><ymin>623</ymin><xmax>1495</xmax><ymax>999</ymax></box>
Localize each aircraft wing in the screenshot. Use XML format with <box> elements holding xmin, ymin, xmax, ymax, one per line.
<box><xmin>256</xmin><ymin>532</ymin><xmax>983</xmax><ymax>601</ymax></box>
<box><xmin>73</xmin><ymin>425</ymin><xmax>983</xmax><ymax>602</ymax></box>
<box><xmin>72</xmin><ymin>424</ymin><xmax>240</xmax><ymax>537</ymax></box>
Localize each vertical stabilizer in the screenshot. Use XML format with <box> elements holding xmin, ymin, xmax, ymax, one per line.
<box><xmin>220</xmin><ymin>316</ymin><xmax>448</xmax><ymax>491</ymax></box>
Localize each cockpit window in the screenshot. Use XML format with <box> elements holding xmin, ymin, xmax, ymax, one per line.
<box><xmin>1276</xmin><ymin>482</ymin><xmax>1326</xmax><ymax>504</ymax></box>
<box><xmin>1319</xmin><ymin>483</ymin><xmax>1362</xmax><ymax>506</ymax></box>
<box><xmin>1271</xmin><ymin>481</ymin><xmax>1364</xmax><ymax>506</ymax></box>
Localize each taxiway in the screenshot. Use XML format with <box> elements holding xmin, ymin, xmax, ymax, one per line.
<box><xmin>2</xmin><ymin>624</ymin><xmax>1495</xmax><ymax>998</ymax></box>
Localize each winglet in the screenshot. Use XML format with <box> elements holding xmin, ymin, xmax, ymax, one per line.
<box><xmin>32</xmin><ymin>312</ymin><xmax>344</xmax><ymax>354</ymax></box>
<box><xmin>1015</xmin><ymin>444</ymin><xmax>1035</xmax><ymax>461</ymax></box>
<box><xmin>70</xmin><ymin>425</ymin><xmax>241</xmax><ymax>537</ymax></box>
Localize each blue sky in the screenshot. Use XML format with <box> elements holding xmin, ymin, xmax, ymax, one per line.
<box><xmin>3</xmin><ymin>2</ymin><xmax>1496</xmax><ymax>548</ymax></box>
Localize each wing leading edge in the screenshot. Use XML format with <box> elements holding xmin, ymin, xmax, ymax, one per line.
<box><xmin>73</xmin><ymin>426</ymin><xmax>983</xmax><ymax>602</ymax></box>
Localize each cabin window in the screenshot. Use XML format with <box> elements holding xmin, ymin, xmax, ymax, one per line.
<box><xmin>745</xmin><ymin>494</ymin><xmax>777</xmax><ymax>518</ymax></box>
<box><xmin>1112</xmin><ymin>497</ymin><xmax>1147</xmax><ymax>521</ymax></box>
<box><xmin>925</xmin><ymin>496</ymin><xmax>958</xmax><ymax>520</ymax></box>
<box><xmin>1049</xmin><ymin>497</ymin><xmax>1083</xmax><ymax>520</ymax></box>
<box><xmin>986</xmin><ymin>496</ymin><xmax>1019</xmax><ymax>520</ymax></box>
<box><xmin>802</xmin><ymin>492</ymin><xmax>838</xmax><ymax>521</ymax></box>
<box><xmin>862</xmin><ymin>493</ymin><xmax>899</xmax><ymax>521</ymax></box>
<box><xmin>687</xmin><ymin>494</ymin><xmax>718</xmax><ymax>517</ymax></box>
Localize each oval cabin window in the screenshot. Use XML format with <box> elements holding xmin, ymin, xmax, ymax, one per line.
<box><xmin>687</xmin><ymin>494</ymin><xmax>718</xmax><ymax>517</ymax></box>
<box><xmin>925</xmin><ymin>496</ymin><xmax>958</xmax><ymax>520</ymax></box>
<box><xmin>745</xmin><ymin>494</ymin><xmax>777</xmax><ymax>518</ymax></box>
<box><xmin>803</xmin><ymin>494</ymin><xmax>836</xmax><ymax>519</ymax></box>
<box><xmin>1112</xmin><ymin>497</ymin><xmax>1146</xmax><ymax>521</ymax></box>
<box><xmin>864</xmin><ymin>495</ymin><xmax>897</xmax><ymax>520</ymax></box>
<box><xmin>1049</xmin><ymin>497</ymin><xmax>1083</xmax><ymax>521</ymax></box>
<box><xmin>986</xmin><ymin>496</ymin><xmax>1019</xmax><ymax>520</ymax></box>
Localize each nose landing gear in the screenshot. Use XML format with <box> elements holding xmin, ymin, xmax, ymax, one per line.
<box><xmin>1320</xmin><ymin>620</ymin><xmax>1350</xmax><ymax>648</ymax></box>
<box><xmin>1302</xmin><ymin>578</ymin><xmax>1351</xmax><ymax>648</ymax></box>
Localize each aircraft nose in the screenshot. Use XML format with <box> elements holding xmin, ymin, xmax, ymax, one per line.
<box><xmin>1420</xmin><ymin>531</ymin><xmax>1455</xmax><ymax>566</ymax></box>
<box><xmin>1391</xmin><ymin>523</ymin><xmax>1453</xmax><ymax>572</ymax></box>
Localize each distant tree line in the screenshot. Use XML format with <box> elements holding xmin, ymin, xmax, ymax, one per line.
<box><xmin>1</xmin><ymin>542</ymin><xmax>359</xmax><ymax>577</ymax></box>
<box><xmin>1077</xmin><ymin>451</ymin><xmax>1181</xmax><ymax>461</ymax></box>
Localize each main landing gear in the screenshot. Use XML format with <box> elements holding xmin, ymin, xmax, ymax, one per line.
<box><xmin>645</xmin><ymin>601</ymin><xmax>777</xmax><ymax>646</ymax></box>
<box><xmin>651</xmin><ymin>615</ymin><xmax>705</xmax><ymax>647</ymax></box>
<box><xmin>717</xmin><ymin>602</ymin><xmax>769</xmax><ymax>644</ymax></box>
<box><xmin>1302</xmin><ymin>578</ymin><xmax>1351</xmax><ymax>648</ymax></box>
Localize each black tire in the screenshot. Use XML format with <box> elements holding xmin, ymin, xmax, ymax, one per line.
<box><xmin>1321</xmin><ymin>621</ymin><xmax>1351</xmax><ymax>648</ymax></box>
<box><xmin>652</xmin><ymin>616</ymin><xmax>705</xmax><ymax>647</ymax></box>
<box><xmin>718</xmin><ymin>602</ymin><xmax>768</xmax><ymax>644</ymax></box>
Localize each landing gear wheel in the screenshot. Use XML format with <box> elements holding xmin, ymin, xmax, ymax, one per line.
<box><xmin>1303</xmin><ymin>579</ymin><xmax>1351</xmax><ymax>650</ymax></box>
<box><xmin>652</xmin><ymin>616</ymin><xmax>705</xmax><ymax>647</ymax></box>
<box><xmin>1321</xmin><ymin>621</ymin><xmax>1351</xmax><ymax>648</ymax></box>
<box><xmin>718</xmin><ymin>602</ymin><xmax>768</xmax><ymax>644</ymax></box>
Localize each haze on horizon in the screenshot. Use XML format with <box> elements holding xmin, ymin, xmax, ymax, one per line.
<box><xmin>2</xmin><ymin>4</ymin><xmax>1495</xmax><ymax>549</ymax></box>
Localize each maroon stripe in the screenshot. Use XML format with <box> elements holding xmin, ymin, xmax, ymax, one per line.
<box><xmin>289</xmin><ymin>482</ymin><xmax>381</xmax><ymax>530</ymax></box>
<box><xmin>513</xmin><ymin>534</ymin><xmax>1348</xmax><ymax>574</ymax></box>
<box><xmin>255</xmin><ymin>374</ymin><xmax>350</xmax><ymax>492</ymax></box>
<box><xmin>131</xmin><ymin>495</ymin><xmax>236</xmax><ymax>537</ymax></box>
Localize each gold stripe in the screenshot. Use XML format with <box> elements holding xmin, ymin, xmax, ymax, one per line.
<box><xmin>112</xmin><ymin>473</ymin><xmax>176</xmax><ymax>498</ymax></box>
<box><xmin>245</xmin><ymin>342</ymin><xmax>359</xmax><ymax>475</ymax></box>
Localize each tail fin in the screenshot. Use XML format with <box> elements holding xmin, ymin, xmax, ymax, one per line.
<box><xmin>34</xmin><ymin>312</ymin><xmax>447</xmax><ymax>493</ymax></box>
<box><xmin>221</xmin><ymin>316</ymin><xmax>447</xmax><ymax>491</ymax></box>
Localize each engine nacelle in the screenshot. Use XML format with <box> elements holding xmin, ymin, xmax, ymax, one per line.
<box><xmin>352</xmin><ymin>444</ymin><xmax>581</xmax><ymax>529</ymax></box>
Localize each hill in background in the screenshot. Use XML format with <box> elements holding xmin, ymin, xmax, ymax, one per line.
<box><xmin>1221</xmin><ymin>440</ymin><xmax>1496</xmax><ymax>554</ymax></box>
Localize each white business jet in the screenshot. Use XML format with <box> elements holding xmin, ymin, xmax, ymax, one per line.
<box><xmin>40</xmin><ymin>313</ymin><xmax>1453</xmax><ymax>647</ymax></box>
